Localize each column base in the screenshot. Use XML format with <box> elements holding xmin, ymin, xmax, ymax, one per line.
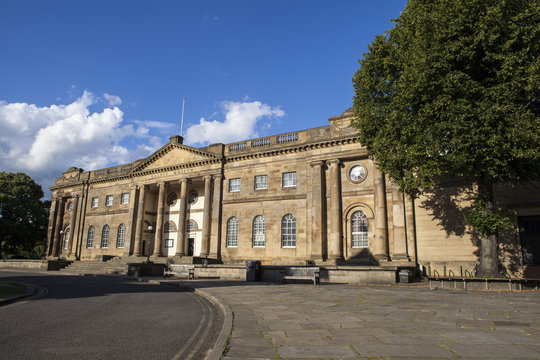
<box><xmin>208</xmin><ymin>253</ymin><xmax>220</xmax><ymax>260</ymax></box>
<box><xmin>374</xmin><ymin>254</ymin><xmax>390</xmax><ymax>262</ymax></box>
<box><xmin>175</xmin><ymin>252</ymin><xmax>186</xmax><ymax>257</ymax></box>
<box><xmin>392</xmin><ymin>253</ymin><xmax>411</xmax><ymax>261</ymax></box>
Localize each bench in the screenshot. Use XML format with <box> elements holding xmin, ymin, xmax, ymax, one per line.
<box><xmin>163</xmin><ymin>264</ymin><xmax>195</xmax><ymax>279</ymax></box>
<box><xmin>281</xmin><ymin>267</ymin><xmax>320</xmax><ymax>285</ymax></box>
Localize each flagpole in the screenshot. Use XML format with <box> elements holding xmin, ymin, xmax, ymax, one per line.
<box><xmin>180</xmin><ymin>97</ymin><xmax>185</xmax><ymax>137</ymax></box>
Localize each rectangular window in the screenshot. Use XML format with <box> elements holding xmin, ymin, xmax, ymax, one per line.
<box><xmin>254</xmin><ymin>175</ymin><xmax>268</xmax><ymax>190</ymax></box>
<box><xmin>105</xmin><ymin>195</ymin><xmax>113</xmax><ymax>207</ymax></box>
<box><xmin>91</xmin><ymin>197</ymin><xmax>99</xmax><ymax>208</ymax></box>
<box><xmin>282</xmin><ymin>172</ymin><xmax>297</xmax><ymax>187</ymax></box>
<box><xmin>229</xmin><ymin>178</ymin><xmax>241</xmax><ymax>192</ymax></box>
<box><xmin>165</xmin><ymin>239</ymin><xmax>174</xmax><ymax>248</ymax></box>
<box><xmin>121</xmin><ymin>193</ymin><xmax>129</xmax><ymax>204</ymax></box>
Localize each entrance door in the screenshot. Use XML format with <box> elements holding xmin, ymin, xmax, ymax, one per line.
<box><xmin>188</xmin><ymin>238</ymin><xmax>194</xmax><ymax>256</ymax></box>
<box><xmin>519</xmin><ymin>216</ymin><xmax>540</xmax><ymax>278</ymax></box>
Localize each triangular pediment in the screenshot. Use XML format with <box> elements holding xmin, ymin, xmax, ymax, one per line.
<box><xmin>133</xmin><ymin>143</ymin><xmax>220</xmax><ymax>172</ymax></box>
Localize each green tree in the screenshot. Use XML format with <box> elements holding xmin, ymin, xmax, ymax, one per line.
<box><xmin>352</xmin><ymin>0</ymin><xmax>540</xmax><ymax>276</ymax></box>
<box><xmin>0</xmin><ymin>172</ymin><xmax>50</xmax><ymax>259</ymax></box>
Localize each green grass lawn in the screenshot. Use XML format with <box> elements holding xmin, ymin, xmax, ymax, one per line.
<box><xmin>0</xmin><ymin>281</ymin><xmax>28</xmax><ymax>299</ymax></box>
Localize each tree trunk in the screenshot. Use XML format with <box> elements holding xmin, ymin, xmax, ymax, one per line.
<box><xmin>477</xmin><ymin>177</ymin><xmax>500</xmax><ymax>277</ymax></box>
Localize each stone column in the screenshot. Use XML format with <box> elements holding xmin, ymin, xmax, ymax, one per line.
<box><xmin>392</xmin><ymin>187</ymin><xmax>409</xmax><ymax>260</ymax></box>
<box><xmin>310</xmin><ymin>161</ymin><xmax>325</xmax><ymax>261</ymax></box>
<box><xmin>373</xmin><ymin>167</ymin><xmax>389</xmax><ymax>261</ymax></box>
<box><xmin>67</xmin><ymin>195</ymin><xmax>79</xmax><ymax>256</ymax></box>
<box><xmin>124</xmin><ymin>185</ymin><xmax>138</xmax><ymax>256</ymax></box>
<box><xmin>132</xmin><ymin>185</ymin><xmax>147</xmax><ymax>256</ymax></box>
<box><xmin>328</xmin><ymin>159</ymin><xmax>343</xmax><ymax>261</ymax></box>
<box><xmin>46</xmin><ymin>198</ymin><xmax>58</xmax><ymax>257</ymax></box>
<box><xmin>52</xmin><ymin>197</ymin><xmax>65</xmax><ymax>257</ymax></box>
<box><xmin>209</xmin><ymin>174</ymin><xmax>223</xmax><ymax>259</ymax></box>
<box><xmin>153</xmin><ymin>182</ymin><xmax>166</xmax><ymax>257</ymax></box>
<box><xmin>405</xmin><ymin>194</ymin><xmax>417</xmax><ymax>263</ymax></box>
<box><xmin>175</xmin><ymin>178</ymin><xmax>188</xmax><ymax>256</ymax></box>
<box><xmin>200</xmin><ymin>175</ymin><xmax>212</xmax><ymax>257</ymax></box>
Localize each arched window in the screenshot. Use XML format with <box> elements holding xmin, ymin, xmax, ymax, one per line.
<box><xmin>87</xmin><ymin>226</ymin><xmax>95</xmax><ymax>248</ymax></box>
<box><xmin>281</xmin><ymin>214</ymin><xmax>296</xmax><ymax>248</ymax></box>
<box><xmin>187</xmin><ymin>220</ymin><xmax>197</xmax><ymax>231</ymax></box>
<box><xmin>101</xmin><ymin>225</ymin><xmax>110</xmax><ymax>248</ymax></box>
<box><xmin>116</xmin><ymin>224</ymin><xmax>126</xmax><ymax>248</ymax></box>
<box><xmin>164</xmin><ymin>221</ymin><xmax>176</xmax><ymax>232</ymax></box>
<box><xmin>351</xmin><ymin>211</ymin><xmax>368</xmax><ymax>248</ymax></box>
<box><xmin>252</xmin><ymin>216</ymin><xmax>266</xmax><ymax>247</ymax></box>
<box><xmin>226</xmin><ymin>217</ymin><xmax>238</xmax><ymax>247</ymax></box>
<box><xmin>63</xmin><ymin>227</ymin><xmax>70</xmax><ymax>250</ymax></box>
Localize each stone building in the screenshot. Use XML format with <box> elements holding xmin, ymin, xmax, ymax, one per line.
<box><xmin>46</xmin><ymin>109</ymin><xmax>540</xmax><ymax>280</ymax></box>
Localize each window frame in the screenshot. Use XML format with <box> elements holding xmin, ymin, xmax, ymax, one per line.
<box><xmin>165</xmin><ymin>239</ymin><xmax>174</xmax><ymax>248</ymax></box>
<box><xmin>91</xmin><ymin>197</ymin><xmax>99</xmax><ymax>208</ymax></box>
<box><xmin>252</xmin><ymin>215</ymin><xmax>266</xmax><ymax>247</ymax></box>
<box><xmin>254</xmin><ymin>175</ymin><xmax>268</xmax><ymax>190</ymax></box>
<box><xmin>229</xmin><ymin>178</ymin><xmax>241</xmax><ymax>192</ymax></box>
<box><xmin>281</xmin><ymin>214</ymin><xmax>297</xmax><ymax>248</ymax></box>
<box><xmin>121</xmin><ymin>193</ymin><xmax>130</xmax><ymax>205</ymax></box>
<box><xmin>282</xmin><ymin>172</ymin><xmax>297</xmax><ymax>188</ymax></box>
<box><xmin>63</xmin><ymin>227</ymin><xmax>70</xmax><ymax>250</ymax></box>
<box><xmin>226</xmin><ymin>217</ymin><xmax>239</xmax><ymax>247</ymax></box>
<box><xmin>164</xmin><ymin>221</ymin><xmax>177</xmax><ymax>233</ymax></box>
<box><xmin>351</xmin><ymin>211</ymin><xmax>369</xmax><ymax>248</ymax></box>
<box><xmin>87</xmin><ymin>226</ymin><xmax>95</xmax><ymax>248</ymax></box>
<box><xmin>105</xmin><ymin>195</ymin><xmax>113</xmax><ymax>207</ymax></box>
<box><xmin>101</xmin><ymin>225</ymin><xmax>110</xmax><ymax>248</ymax></box>
<box><xmin>116</xmin><ymin>224</ymin><xmax>126</xmax><ymax>248</ymax></box>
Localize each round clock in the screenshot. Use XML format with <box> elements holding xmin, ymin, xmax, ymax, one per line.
<box><xmin>67</xmin><ymin>202</ymin><xmax>74</xmax><ymax>211</ymax></box>
<box><xmin>349</xmin><ymin>164</ymin><xmax>366</xmax><ymax>183</ymax></box>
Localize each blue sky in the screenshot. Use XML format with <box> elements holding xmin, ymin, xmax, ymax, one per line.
<box><xmin>0</xmin><ymin>0</ymin><xmax>406</xmax><ymax>195</ymax></box>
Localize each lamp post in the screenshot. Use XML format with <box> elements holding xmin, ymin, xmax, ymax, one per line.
<box><xmin>146</xmin><ymin>225</ymin><xmax>153</xmax><ymax>263</ymax></box>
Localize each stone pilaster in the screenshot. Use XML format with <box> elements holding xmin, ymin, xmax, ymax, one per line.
<box><xmin>46</xmin><ymin>198</ymin><xmax>58</xmax><ymax>257</ymax></box>
<box><xmin>52</xmin><ymin>197</ymin><xmax>65</xmax><ymax>257</ymax></box>
<box><xmin>405</xmin><ymin>194</ymin><xmax>417</xmax><ymax>263</ymax></box>
<box><xmin>328</xmin><ymin>159</ymin><xmax>343</xmax><ymax>261</ymax></box>
<box><xmin>310</xmin><ymin>161</ymin><xmax>325</xmax><ymax>261</ymax></box>
<box><xmin>373</xmin><ymin>167</ymin><xmax>389</xmax><ymax>261</ymax></box>
<box><xmin>67</xmin><ymin>195</ymin><xmax>79</xmax><ymax>256</ymax></box>
<box><xmin>176</xmin><ymin>178</ymin><xmax>188</xmax><ymax>256</ymax></box>
<box><xmin>132</xmin><ymin>185</ymin><xmax>147</xmax><ymax>256</ymax></box>
<box><xmin>124</xmin><ymin>185</ymin><xmax>138</xmax><ymax>257</ymax></box>
<box><xmin>209</xmin><ymin>174</ymin><xmax>223</xmax><ymax>259</ymax></box>
<box><xmin>392</xmin><ymin>186</ymin><xmax>409</xmax><ymax>260</ymax></box>
<box><xmin>153</xmin><ymin>182</ymin><xmax>166</xmax><ymax>257</ymax></box>
<box><xmin>200</xmin><ymin>175</ymin><xmax>212</xmax><ymax>257</ymax></box>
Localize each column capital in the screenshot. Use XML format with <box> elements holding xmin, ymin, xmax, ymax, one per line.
<box><xmin>203</xmin><ymin>175</ymin><xmax>212</xmax><ymax>181</ymax></box>
<box><xmin>178</xmin><ymin>178</ymin><xmax>191</xmax><ymax>184</ymax></box>
<box><xmin>212</xmin><ymin>173</ymin><xmax>224</xmax><ymax>180</ymax></box>
<box><xmin>310</xmin><ymin>160</ymin><xmax>325</xmax><ymax>168</ymax></box>
<box><xmin>328</xmin><ymin>159</ymin><xmax>341</xmax><ymax>166</ymax></box>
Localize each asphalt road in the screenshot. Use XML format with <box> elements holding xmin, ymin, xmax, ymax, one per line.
<box><xmin>0</xmin><ymin>271</ymin><xmax>222</xmax><ymax>360</ymax></box>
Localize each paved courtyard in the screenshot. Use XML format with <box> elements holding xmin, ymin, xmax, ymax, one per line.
<box><xmin>172</xmin><ymin>280</ymin><xmax>540</xmax><ymax>359</ymax></box>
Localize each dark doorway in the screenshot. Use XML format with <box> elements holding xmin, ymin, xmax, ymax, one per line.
<box><xmin>519</xmin><ymin>216</ymin><xmax>540</xmax><ymax>266</ymax></box>
<box><xmin>188</xmin><ymin>238</ymin><xmax>194</xmax><ymax>256</ymax></box>
<box><xmin>142</xmin><ymin>241</ymin><xmax>147</xmax><ymax>256</ymax></box>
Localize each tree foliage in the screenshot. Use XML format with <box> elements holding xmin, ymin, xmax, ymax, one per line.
<box><xmin>352</xmin><ymin>0</ymin><xmax>540</xmax><ymax>275</ymax></box>
<box><xmin>0</xmin><ymin>172</ymin><xmax>49</xmax><ymax>259</ymax></box>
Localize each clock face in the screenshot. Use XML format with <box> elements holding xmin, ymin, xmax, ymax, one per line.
<box><xmin>349</xmin><ymin>165</ymin><xmax>366</xmax><ymax>182</ymax></box>
<box><xmin>67</xmin><ymin>202</ymin><xmax>74</xmax><ymax>211</ymax></box>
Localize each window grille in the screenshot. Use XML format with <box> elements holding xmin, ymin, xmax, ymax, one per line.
<box><xmin>101</xmin><ymin>225</ymin><xmax>110</xmax><ymax>248</ymax></box>
<box><xmin>252</xmin><ymin>216</ymin><xmax>266</xmax><ymax>247</ymax></box>
<box><xmin>226</xmin><ymin>217</ymin><xmax>239</xmax><ymax>247</ymax></box>
<box><xmin>351</xmin><ymin>211</ymin><xmax>369</xmax><ymax>248</ymax></box>
<box><xmin>281</xmin><ymin>214</ymin><xmax>296</xmax><ymax>247</ymax></box>
<box><xmin>117</xmin><ymin>224</ymin><xmax>126</xmax><ymax>248</ymax></box>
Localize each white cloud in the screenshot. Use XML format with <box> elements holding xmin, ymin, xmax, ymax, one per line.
<box><xmin>0</xmin><ymin>91</ymin><xmax>161</xmax><ymax>196</ymax></box>
<box><xmin>184</xmin><ymin>100</ymin><xmax>285</xmax><ymax>146</ymax></box>
<box><xmin>103</xmin><ymin>93</ymin><xmax>122</xmax><ymax>106</ymax></box>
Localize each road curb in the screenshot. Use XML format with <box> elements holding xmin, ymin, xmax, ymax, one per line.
<box><xmin>0</xmin><ymin>282</ymin><xmax>37</xmax><ymax>307</ymax></box>
<box><xmin>159</xmin><ymin>281</ymin><xmax>232</xmax><ymax>360</ymax></box>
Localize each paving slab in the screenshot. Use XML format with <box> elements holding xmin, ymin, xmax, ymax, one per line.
<box><xmin>169</xmin><ymin>279</ymin><xmax>540</xmax><ymax>359</ymax></box>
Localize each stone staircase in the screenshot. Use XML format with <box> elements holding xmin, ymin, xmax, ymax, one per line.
<box><xmin>60</xmin><ymin>257</ymin><xmax>133</xmax><ymax>275</ymax></box>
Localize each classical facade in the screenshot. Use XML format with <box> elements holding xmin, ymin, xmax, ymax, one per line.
<box><xmin>46</xmin><ymin>109</ymin><xmax>540</xmax><ymax>278</ymax></box>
